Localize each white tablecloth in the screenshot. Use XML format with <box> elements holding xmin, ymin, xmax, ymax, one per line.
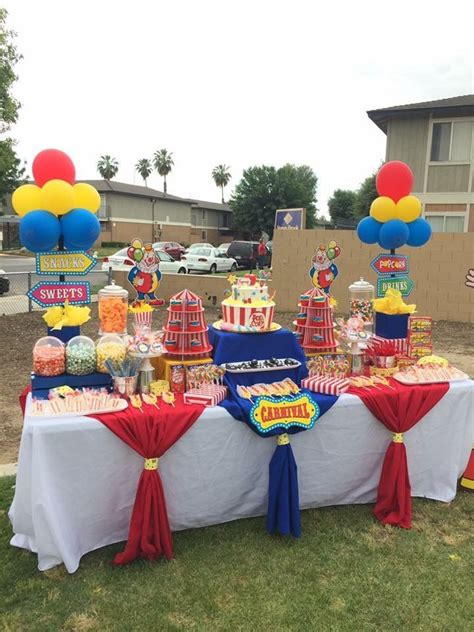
<box><xmin>9</xmin><ymin>382</ymin><xmax>474</xmax><ymax>573</ymax></box>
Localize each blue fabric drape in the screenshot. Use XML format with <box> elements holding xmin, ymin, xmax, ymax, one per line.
<box><xmin>209</xmin><ymin>326</ymin><xmax>339</xmax><ymax>537</ymax></box>
<box><xmin>267</xmin><ymin>443</ymin><xmax>300</xmax><ymax>536</ymax></box>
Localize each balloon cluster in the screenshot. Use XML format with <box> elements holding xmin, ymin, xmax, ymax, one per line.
<box><xmin>127</xmin><ymin>239</ymin><xmax>154</xmax><ymax>263</ymax></box>
<box><xmin>357</xmin><ymin>161</ymin><xmax>432</xmax><ymax>250</ymax></box>
<box><xmin>12</xmin><ymin>149</ymin><xmax>101</xmax><ymax>253</ymax></box>
<box><xmin>326</xmin><ymin>240</ymin><xmax>341</xmax><ymax>260</ymax></box>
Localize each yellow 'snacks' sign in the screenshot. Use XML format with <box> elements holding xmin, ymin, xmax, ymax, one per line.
<box><xmin>250</xmin><ymin>394</ymin><xmax>319</xmax><ymax>434</ymax></box>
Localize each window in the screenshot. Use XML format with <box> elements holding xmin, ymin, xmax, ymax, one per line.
<box><xmin>98</xmin><ymin>194</ymin><xmax>108</xmax><ymax>220</ymax></box>
<box><xmin>201</xmin><ymin>229</ymin><xmax>207</xmax><ymax>240</ymax></box>
<box><xmin>157</xmin><ymin>251</ymin><xmax>172</xmax><ymax>262</ymax></box>
<box><xmin>221</xmin><ymin>213</ymin><xmax>229</xmax><ymax>228</ymax></box>
<box><xmin>201</xmin><ymin>210</ymin><xmax>206</xmax><ymax>222</ymax></box>
<box><xmin>191</xmin><ymin>212</ymin><xmax>197</xmax><ymax>226</ymax></box>
<box><xmin>430</xmin><ymin>121</ymin><xmax>473</xmax><ymax>162</ymax></box>
<box><xmin>425</xmin><ymin>214</ymin><xmax>465</xmax><ymax>233</ymax></box>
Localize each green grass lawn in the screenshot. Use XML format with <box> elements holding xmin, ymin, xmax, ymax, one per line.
<box><xmin>1</xmin><ymin>476</ymin><xmax>472</xmax><ymax>631</ymax></box>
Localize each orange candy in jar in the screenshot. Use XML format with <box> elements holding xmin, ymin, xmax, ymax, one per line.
<box><xmin>98</xmin><ymin>282</ymin><xmax>129</xmax><ymax>335</ymax></box>
<box><xmin>33</xmin><ymin>336</ymin><xmax>66</xmax><ymax>376</ymax></box>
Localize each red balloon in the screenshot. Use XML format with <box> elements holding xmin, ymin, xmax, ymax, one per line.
<box><xmin>127</xmin><ymin>247</ymin><xmax>135</xmax><ymax>260</ymax></box>
<box><xmin>376</xmin><ymin>161</ymin><xmax>414</xmax><ymax>202</ymax></box>
<box><xmin>32</xmin><ymin>149</ymin><xmax>76</xmax><ymax>186</ymax></box>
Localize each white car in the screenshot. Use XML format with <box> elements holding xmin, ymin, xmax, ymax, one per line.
<box><xmin>182</xmin><ymin>247</ymin><xmax>237</xmax><ymax>274</ymax></box>
<box><xmin>101</xmin><ymin>248</ymin><xmax>188</xmax><ymax>273</ymax></box>
<box><xmin>185</xmin><ymin>242</ymin><xmax>214</xmax><ymax>253</ymax></box>
<box><xmin>216</xmin><ymin>243</ymin><xmax>230</xmax><ymax>255</ymax></box>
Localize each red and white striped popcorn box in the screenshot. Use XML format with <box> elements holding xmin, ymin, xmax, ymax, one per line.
<box><xmin>369</xmin><ymin>335</ymin><xmax>407</xmax><ymax>354</ymax></box>
<box><xmin>134</xmin><ymin>311</ymin><xmax>153</xmax><ymax>329</ymax></box>
<box><xmin>301</xmin><ymin>375</ymin><xmax>350</xmax><ymax>396</ymax></box>
<box><xmin>183</xmin><ymin>385</ymin><xmax>228</xmax><ymax>406</ymax></box>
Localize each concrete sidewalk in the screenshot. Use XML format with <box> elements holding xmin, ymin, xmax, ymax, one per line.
<box><xmin>0</xmin><ymin>463</ymin><xmax>17</xmax><ymax>476</ymax></box>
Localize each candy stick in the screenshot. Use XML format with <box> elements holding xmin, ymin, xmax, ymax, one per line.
<box><xmin>130</xmin><ymin>394</ymin><xmax>143</xmax><ymax>413</ymax></box>
<box><xmin>142</xmin><ymin>393</ymin><xmax>160</xmax><ymax>409</ymax></box>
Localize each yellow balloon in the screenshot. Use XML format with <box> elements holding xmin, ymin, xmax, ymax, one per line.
<box><xmin>12</xmin><ymin>184</ymin><xmax>42</xmax><ymax>216</ymax></box>
<box><xmin>40</xmin><ymin>179</ymin><xmax>75</xmax><ymax>216</ymax></box>
<box><xmin>396</xmin><ymin>195</ymin><xmax>421</xmax><ymax>222</ymax></box>
<box><xmin>73</xmin><ymin>182</ymin><xmax>101</xmax><ymax>213</ymax></box>
<box><xmin>370</xmin><ymin>196</ymin><xmax>397</xmax><ymax>223</ymax></box>
<box><xmin>328</xmin><ymin>240</ymin><xmax>337</xmax><ymax>249</ymax></box>
<box><xmin>131</xmin><ymin>239</ymin><xmax>142</xmax><ymax>249</ymax></box>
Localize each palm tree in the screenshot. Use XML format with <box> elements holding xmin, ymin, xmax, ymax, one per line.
<box><xmin>97</xmin><ymin>155</ymin><xmax>119</xmax><ymax>181</ymax></box>
<box><xmin>153</xmin><ymin>149</ymin><xmax>174</xmax><ymax>195</ymax></box>
<box><xmin>135</xmin><ymin>158</ymin><xmax>152</xmax><ymax>186</ymax></box>
<box><xmin>212</xmin><ymin>164</ymin><xmax>231</xmax><ymax>203</ymax></box>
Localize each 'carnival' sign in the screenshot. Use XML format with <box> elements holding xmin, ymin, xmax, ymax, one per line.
<box><xmin>27</xmin><ymin>281</ymin><xmax>91</xmax><ymax>308</ymax></box>
<box><xmin>35</xmin><ymin>250</ymin><xmax>97</xmax><ymax>276</ymax></box>
<box><xmin>370</xmin><ymin>253</ymin><xmax>409</xmax><ymax>276</ymax></box>
<box><xmin>250</xmin><ymin>394</ymin><xmax>319</xmax><ymax>434</ymax></box>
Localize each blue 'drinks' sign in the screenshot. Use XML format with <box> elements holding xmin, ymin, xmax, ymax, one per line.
<box><xmin>274</xmin><ymin>208</ymin><xmax>306</xmax><ymax>230</ymax></box>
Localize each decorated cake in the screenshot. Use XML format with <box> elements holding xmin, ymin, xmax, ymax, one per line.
<box><xmin>216</xmin><ymin>274</ymin><xmax>277</xmax><ymax>333</ymax></box>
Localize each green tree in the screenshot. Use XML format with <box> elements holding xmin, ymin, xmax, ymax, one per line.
<box><xmin>212</xmin><ymin>164</ymin><xmax>231</xmax><ymax>203</ymax></box>
<box><xmin>327</xmin><ymin>189</ymin><xmax>357</xmax><ymax>223</ymax></box>
<box><xmin>135</xmin><ymin>158</ymin><xmax>152</xmax><ymax>186</ymax></box>
<box><xmin>97</xmin><ymin>155</ymin><xmax>119</xmax><ymax>180</ymax></box>
<box><xmin>153</xmin><ymin>149</ymin><xmax>174</xmax><ymax>194</ymax></box>
<box><xmin>354</xmin><ymin>171</ymin><xmax>378</xmax><ymax>218</ymax></box>
<box><xmin>229</xmin><ymin>163</ymin><xmax>317</xmax><ymax>237</ymax></box>
<box><xmin>0</xmin><ymin>8</ymin><xmax>25</xmax><ymax>202</ymax></box>
<box><xmin>0</xmin><ymin>138</ymin><xmax>25</xmax><ymax>203</ymax></box>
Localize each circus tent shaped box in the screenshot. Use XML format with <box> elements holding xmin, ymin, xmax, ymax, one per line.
<box><xmin>293</xmin><ymin>288</ymin><xmax>337</xmax><ymax>354</ymax></box>
<box><xmin>163</xmin><ymin>289</ymin><xmax>213</xmax><ymax>359</ymax></box>
<box><xmin>218</xmin><ymin>274</ymin><xmax>276</xmax><ymax>332</ymax></box>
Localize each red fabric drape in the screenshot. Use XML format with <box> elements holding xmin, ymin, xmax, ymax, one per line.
<box><xmin>349</xmin><ymin>379</ymin><xmax>449</xmax><ymax>528</ymax></box>
<box><xmin>89</xmin><ymin>395</ymin><xmax>203</xmax><ymax>564</ymax></box>
<box><xmin>19</xmin><ymin>385</ymin><xmax>31</xmax><ymax>417</ymax></box>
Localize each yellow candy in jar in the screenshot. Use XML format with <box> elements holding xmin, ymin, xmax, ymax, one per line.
<box><xmin>96</xmin><ymin>334</ymin><xmax>127</xmax><ymax>373</ymax></box>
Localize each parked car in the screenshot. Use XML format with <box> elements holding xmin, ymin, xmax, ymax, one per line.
<box><xmin>0</xmin><ymin>270</ymin><xmax>10</xmax><ymax>295</ymax></box>
<box><xmin>102</xmin><ymin>248</ymin><xmax>188</xmax><ymax>273</ymax></box>
<box><xmin>216</xmin><ymin>243</ymin><xmax>230</xmax><ymax>255</ymax></box>
<box><xmin>152</xmin><ymin>241</ymin><xmax>186</xmax><ymax>260</ymax></box>
<box><xmin>185</xmin><ymin>242</ymin><xmax>214</xmax><ymax>252</ymax></box>
<box><xmin>226</xmin><ymin>240</ymin><xmax>272</xmax><ymax>269</ymax></box>
<box><xmin>182</xmin><ymin>247</ymin><xmax>237</xmax><ymax>274</ymax></box>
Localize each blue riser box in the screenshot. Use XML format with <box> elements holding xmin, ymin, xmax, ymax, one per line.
<box><xmin>31</xmin><ymin>372</ymin><xmax>113</xmax><ymax>400</ymax></box>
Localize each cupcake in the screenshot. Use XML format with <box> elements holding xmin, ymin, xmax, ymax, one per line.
<box><xmin>189</xmin><ymin>320</ymin><xmax>201</xmax><ymax>328</ymax></box>
<box><xmin>168</xmin><ymin>319</ymin><xmax>182</xmax><ymax>331</ymax></box>
<box><xmin>165</xmin><ymin>339</ymin><xmax>177</xmax><ymax>348</ymax></box>
<box><xmin>300</xmin><ymin>294</ymin><xmax>310</xmax><ymax>307</ymax></box>
<box><xmin>296</xmin><ymin>312</ymin><xmax>307</xmax><ymax>325</ymax></box>
<box><xmin>186</xmin><ymin>300</ymin><xmax>200</xmax><ymax>312</ymax></box>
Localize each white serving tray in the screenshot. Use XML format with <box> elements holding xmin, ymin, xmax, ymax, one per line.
<box><xmin>392</xmin><ymin>371</ymin><xmax>469</xmax><ymax>386</ymax></box>
<box><xmin>31</xmin><ymin>398</ymin><xmax>129</xmax><ymax>418</ymax></box>
<box><xmin>223</xmin><ymin>359</ymin><xmax>301</xmax><ymax>373</ymax></box>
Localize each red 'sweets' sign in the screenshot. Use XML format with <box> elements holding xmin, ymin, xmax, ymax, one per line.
<box><xmin>27</xmin><ymin>281</ymin><xmax>91</xmax><ymax>307</ymax></box>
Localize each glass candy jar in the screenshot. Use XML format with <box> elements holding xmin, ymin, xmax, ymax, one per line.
<box><xmin>98</xmin><ymin>282</ymin><xmax>129</xmax><ymax>335</ymax></box>
<box><xmin>96</xmin><ymin>334</ymin><xmax>127</xmax><ymax>373</ymax></box>
<box><xmin>66</xmin><ymin>335</ymin><xmax>96</xmax><ymax>376</ymax></box>
<box><xmin>33</xmin><ymin>336</ymin><xmax>65</xmax><ymax>376</ymax></box>
<box><xmin>349</xmin><ymin>278</ymin><xmax>374</xmax><ymax>333</ymax></box>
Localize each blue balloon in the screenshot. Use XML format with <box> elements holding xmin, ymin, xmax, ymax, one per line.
<box><xmin>407</xmin><ymin>218</ymin><xmax>432</xmax><ymax>247</ymax></box>
<box><xmin>378</xmin><ymin>219</ymin><xmax>409</xmax><ymax>250</ymax></box>
<box><xmin>19</xmin><ymin>210</ymin><xmax>61</xmax><ymax>253</ymax></box>
<box><xmin>357</xmin><ymin>216</ymin><xmax>382</xmax><ymax>244</ymax></box>
<box><xmin>61</xmin><ymin>209</ymin><xmax>101</xmax><ymax>250</ymax></box>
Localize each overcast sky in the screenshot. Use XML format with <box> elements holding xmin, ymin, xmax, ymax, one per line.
<box><xmin>3</xmin><ymin>0</ymin><xmax>474</xmax><ymax>215</ymax></box>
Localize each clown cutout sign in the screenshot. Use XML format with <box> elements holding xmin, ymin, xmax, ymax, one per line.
<box><xmin>127</xmin><ymin>239</ymin><xmax>163</xmax><ymax>305</ymax></box>
<box><xmin>309</xmin><ymin>241</ymin><xmax>341</xmax><ymax>295</ymax></box>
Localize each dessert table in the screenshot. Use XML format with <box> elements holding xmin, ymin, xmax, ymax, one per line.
<box><xmin>9</xmin><ymin>381</ymin><xmax>474</xmax><ymax>573</ymax></box>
